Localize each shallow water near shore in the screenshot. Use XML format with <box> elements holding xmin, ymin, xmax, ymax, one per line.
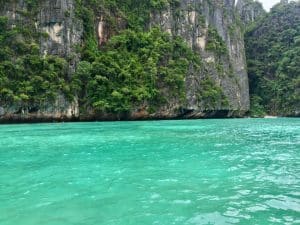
<box><xmin>0</xmin><ymin>118</ymin><xmax>299</xmax><ymax>225</ymax></box>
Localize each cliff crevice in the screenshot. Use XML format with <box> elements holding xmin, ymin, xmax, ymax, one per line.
<box><xmin>0</xmin><ymin>0</ymin><xmax>251</xmax><ymax>122</ymax></box>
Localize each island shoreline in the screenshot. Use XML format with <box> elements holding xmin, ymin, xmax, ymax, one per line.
<box><xmin>0</xmin><ymin>114</ymin><xmax>299</xmax><ymax>125</ymax></box>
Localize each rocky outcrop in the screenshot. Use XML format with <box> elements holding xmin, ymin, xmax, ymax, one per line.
<box><xmin>151</xmin><ymin>0</ymin><xmax>250</xmax><ymax>113</ymax></box>
<box><xmin>39</xmin><ymin>0</ymin><xmax>82</xmax><ymax>74</ymax></box>
<box><xmin>0</xmin><ymin>0</ymin><xmax>251</xmax><ymax>122</ymax></box>
<box><xmin>0</xmin><ymin>95</ymin><xmax>79</xmax><ymax>123</ymax></box>
<box><xmin>0</xmin><ymin>0</ymin><xmax>82</xmax><ymax>122</ymax></box>
<box><xmin>244</xmin><ymin>0</ymin><xmax>299</xmax><ymax>117</ymax></box>
<box><xmin>0</xmin><ymin>0</ymin><xmax>82</xmax><ymax>62</ymax></box>
<box><xmin>86</xmin><ymin>0</ymin><xmax>250</xmax><ymax>120</ymax></box>
<box><xmin>236</xmin><ymin>0</ymin><xmax>265</xmax><ymax>26</ymax></box>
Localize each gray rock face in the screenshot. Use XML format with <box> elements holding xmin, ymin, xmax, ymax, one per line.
<box><xmin>0</xmin><ymin>95</ymin><xmax>79</xmax><ymax>122</ymax></box>
<box><xmin>0</xmin><ymin>0</ymin><xmax>250</xmax><ymax>122</ymax></box>
<box><xmin>236</xmin><ymin>0</ymin><xmax>265</xmax><ymax>25</ymax></box>
<box><xmin>150</xmin><ymin>0</ymin><xmax>250</xmax><ymax>113</ymax></box>
<box><xmin>0</xmin><ymin>0</ymin><xmax>82</xmax><ymax>59</ymax></box>
<box><xmin>0</xmin><ymin>107</ymin><xmax>4</xmax><ymax>116</ymax></box>
<box><xmin>0</xmin><ymin>0</ymin><xmax>82</xmax><ymax>122</ymax></box>
<box><xmin>39</xmin><ymin>0</ymin><xmax>82</xmax><ymax>74</ymax></box>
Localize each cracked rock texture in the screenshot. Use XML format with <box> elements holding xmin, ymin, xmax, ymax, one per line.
<box><xmin>0</xmin><ymin>0</ymin><xmax>81</xmax><ymax>122</ymax></box>
<box><xmin>236</xmin><ymin>0</ymin><xmax>265</xmax><ymax>25</ymax></box>
<box><xmin>0</xmin><ymin>0</ymin><xmax>251</xmax><ymax>122</ymax></box>
<box><xmin>150</xmin><ymin>0</ymin><xmax>250</xmax><ymax>114</ymax></box>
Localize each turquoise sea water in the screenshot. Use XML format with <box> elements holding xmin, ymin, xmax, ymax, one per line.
<box><xmin>0</xmin><ymin>118</ymin><xmax>299</xmax><ymax>225</ymax></box>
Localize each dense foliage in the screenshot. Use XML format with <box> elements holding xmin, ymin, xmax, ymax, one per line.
<box><xmin>245</xmin><ymin>1</ymin><xmax>300</xmax><ymax>116</ymax></box>
<box><xmin>0</xmin><ymin>15</ymin><xmax>73</xmax><ymax>109</ymax></box>
<box><xmin>0</xmin><ymin>0</ymin><xmax>229</xmax><ymax>116</ymax></box>
<box><xmin>73</xmin><ymin>28</ymin><xmax>197</xmax><ymax>113</ymax></box>
<box><xmin>74</xmin><ymin>0</ymin><xmax>227</xmax><ymax>113</ymax></box>
<box><xmin>206</xmin><ymin>27</ymin><xmax>228</xmax><ymax>57</ymax></box>
<box><xmin>236</xmin><ymin>0</ymin><xmax>265</xmax><ymax>27</ymax></box>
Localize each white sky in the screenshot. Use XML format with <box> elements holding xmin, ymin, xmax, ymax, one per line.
<box><xmin>259</xmin><ymin>0</ymin><xmax>282</xmax><ymax>11</ymax></box>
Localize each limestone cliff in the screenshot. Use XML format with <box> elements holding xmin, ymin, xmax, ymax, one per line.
<box><xmin>236</xmin><ymin>0</ymin><xmax>265</xmax><ymax>26</ymax></box>
<box><xmin>0</xmin><ymin>0</ymin><xmax>81</xmax><ymax>122</ymax></box>
<box><xmin>0</xmin><ymin>0</ymin><xmax>250</xmax><ymax>122</ymax></box>
<box><xmin>243</xmin><ymin>0</ymin><xmax>300</xmax><ymax>117</ymax></box>
<box><xmin>150</xmin><ymin>0</ymin><xmax>249</xmax><ymax>117</ymax></box>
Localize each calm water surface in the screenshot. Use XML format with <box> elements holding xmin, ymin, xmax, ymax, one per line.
<box><xmin>0</xmin><ymin>119</ymin><xmax>299</xmax><ymax>225</ymax></box>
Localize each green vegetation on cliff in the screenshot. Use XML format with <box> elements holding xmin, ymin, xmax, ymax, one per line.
<box><xmin>74</xmin><ymin>0</ymin><xmax>227</xmax><ymax>114</ymax></box>
<box><xmin>73</xmin><ymin>28</ymin><xmax>197</xmax><ymax>113</ymax></box>
<box><xmin>0</xmin><ymin>15</ymin><xmax>73</xmax><ymax>109</ymax></box>
<box><xmin>245</xmin><ymin>1</ymin><xmax>300</xmax><ymax>116</ymax></box>
<box><xmin>74</xmin><ymin>0</ymin><xmax>192</xmax><ymax>113</ymax></box>
<box><xmin>0</xmin><ymin>0</ymin><xmax>229</xmax><ymax>116</ymax></box>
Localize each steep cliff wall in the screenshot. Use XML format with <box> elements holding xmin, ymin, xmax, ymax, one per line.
<box><xmin>0</xmin><ymin>0</ymin><xmax>250</xmax><ymax>122</ymax></box>
<box><xmin>244</xmin><ymin>1</ymin><xmax>300</xmax><ymax>116</ymax></box>
<box><xmin>0</xmin><ymin>0</ymin><xmax>81</xmax><ymax>122</ymax></box>
<box><xmin>150</xmin><ymin>0</ymin><xmax>249</xmax><ymax>116</ymax></box>
<box><xmin>236</xmin><ymin>0</ymin><xmax>265</xmax><ymax>26</ymax></box>
<box><xmin>78</xmin><ymin>0</ymin><xmax>250</xmax><ymax>119</ymax></box>
<box><xmin>39</xmin><ymin>0</ymin><xmax>82</xmax><ymax>72</ymax></box>
<box><xmin>0</xmin><ymin>0</ymin><xmax>82</xmax><ymax>73</ymax></box>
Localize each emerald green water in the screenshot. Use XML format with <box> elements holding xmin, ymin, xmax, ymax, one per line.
<box><xmin>0</xmin><ymin>119</ymin><xmax>299</xmax><ymax>225</ymax></box>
